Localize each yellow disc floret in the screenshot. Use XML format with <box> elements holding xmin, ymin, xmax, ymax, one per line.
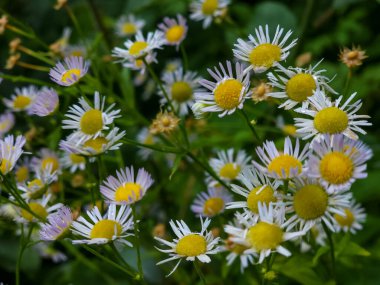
<box><xmin>282</xmin><ymin>125</ymin><xmax>297</xmax><ymax>136</ymax></box>
<box><xmin>70</xmin><ymin>153</ymin><xmax>86</xmax><ymax>164</ymax></box>
<box><xmin>219</xmin><ymin>163</ymin><xmax>241</xmax><ymax>180</ymax></box>
<box><xmin>122</xmin><ymin>23</ymin><xmax>137</xmax><ymax>35</ymax></box>
<box><xmin>202</xmin><ymin>0</ymin><xmax>218</xmax><ymax>15</ymax></box>
<box><xmin>16</xmin><ymin>165</ymin><xmax>29</xmax><ymax>183</ymax></box>
<box><xmin>61</xmin><ymin>69</ymin><xmax>81</xmax><ymax>84</ymax></box>
<box><xmin>314</xmin><ymin>107</ymin><xmax>348</xmax><ymax>134</ymax></box>
<box><xmin>176</xmin><ymin>234</ymin><xmax>207</xmax><ymax>256</ymax></box>
<box><xmin>214</xmin><ymin>79</ymin><xmax>243</xmax><ymax>110</ymax></box>
<box><xmin>246</xmin><ymin>222</ymin><xmax>283</xmax><ymax>250</ymax></box>
<box><xmin>41</xmin><ymin>157</ymin><xmax>60</xmax><ymax>172</ymax></box>
<box><xmin>0</xmin><ymin>159</ymin><xmax>10</xmax><ymax>175</ymax></box>
<box><xmin>13</xmin><ymin>95</ymin><xmax>31</xmax><ymax>109</ymax></box>
<box><xmin>83</xmin><ymin>137</ymin><xmax>108</xmax><ymax>153</ymax></box>
<box><xmin>247</xmin><ymin>185</ymin><xmax>277</xmax><ymax>213</ymax></box>
<box><xmin>21</xmin><ymin>202</ymin><xmax>48</xmax><ymax>222</ymax></box>
<box><xmin>267</xmin><ymin>154</ymin><xmax>302</xmax><ymax>177</ymax></box>
<box><xmin>293</xmin><ymin>184</ymin><xmax>328</xmax><ymax>220</ymax></box>
<box><xmin>171</xmin><ymin>81</ymin><xmax>193</xmax><ymax>102</ymax></box>
<box><xmin>285</xmin><ymin>73</ymin><xmax>316</xmax><ymax>102</ymax></box>
<box><xmin>334</xmin><ymin>208</ymin><xmax>355</xmax><ymax>227</ymax></box>
<box><xmin>203</xmin><ymin>197</ymin><xmax>224</xmax><ymax>216</ymax></box>
<box><xmin>129</xmin><ymin>41</ymin><xmax>148</xmax><ymax>56</ymax></box>
<box><xmin>80</xmin><ymin>109</ymin><xmax>103</xmax><ymax>135</ymax></box>
<box><xmin>319</xmin><ymin>152</ymin><xmax>353</xmax><ymax>185</ymax></box>
<box><xmin>166</xmin><ymin>25</ymin><xmax>185</xmax><ymax>43</ymax></box>
<box><xmin>114</xmin><ymin>182</ymin><xmax>142</xmax><ymax>203</ymax></box>
<box><xmin>249</xmin><ymin>44</ymin><xmax>281</xmax><ymax>68</ymax></box>
<box><xmin>90</xmin><ymin>220</ymin><xmax>122</xmax><ymax>239</ymax></box>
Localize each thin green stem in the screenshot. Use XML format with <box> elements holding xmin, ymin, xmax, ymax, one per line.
<box><xmin>343</xmin><ymin>68</ymin><xmax>352</xmax><ymax>96</ymax></box>
<box><xmin>180</xmin><ymin>44</ymin><xmax>189</xmax><ymax>71</ymax></box>
<box><xmin>193</xmin><ymin>261</ymin><xmax>207</xmax><ymax>285</ymax></box>
<box><xmin>239</xmin><ymin>109</ymin><xmax>261</xmax><ymax>143</ymax></box>
<box><xmin>65</xmin><ymin>5</ymin><xmax>84</xmax><ymax>40</ymax></box>
<box><xmin>121</xmin><ymin>138</ymin><xmax>183</xmax><ymax>154</ymax></box>
<box><xmin>322</xmin><ymin>222</ymin><xmax>336</xmax><ymax>283</ymax></box>
<box><xmin>131</xmin><ymin>204</ymin><xmax>146</xmax><ymax>284</ymax></box>
<box><xmin>16</xmin><ymin>224</ymin><xmax>34</xmax><ymax>285</ymax></box>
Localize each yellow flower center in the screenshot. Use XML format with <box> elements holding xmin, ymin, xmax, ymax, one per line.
<box><xmin>16</xmin><ymin>166</ymin><xmax>29</xmax><ymax>183</ymax></box>
<box><xmin>61</xmin><ymin>69</ymin><xmax>81</xmax><ymax>84</ymax></box>
<box><xmin>314</xmin><ymin>107</ymin><xmax>349</xmax><ymax>134</ymax></box>
<box><xmin>41</xmin><ymin>157</ymin><xmax>60</xmax><ymax>172</ymax></box>
<box><xmin>122</xmin><ymin>23</ymin><xmax>137</xmax><ymax>35</ymax></box>
<box><xmin>13</xmin><ymin>95</ymin><xmax>31</xmax><ymax>109</ymax></box>
<box><xmin>90</xmin><ymin>219</ymin><xmax>122</xmax><ymax>239</ymax></box>
<box><xmin>28</xmin><ymin>178</ymin><xmax>44</xmax><ymax>189</ymax></box>
<box><xmin>334</xmin><ymin>208</ymin><xmax>355</xmax><ymax>227</ymax></box>
<box><xmin>70</xmin><ymin>50</ymin><xmax>84</xmax><ymax>57</ymax></box>
<box><xmin>114</xmin><ymin>182</ymin><xmax>142</xmax><ymax>203</ymax></box>
<box><xmin>219</xmin><ymin>162</ymin><xmax>241</xmax><ymax>180</ymax></box>
<box><xmin>253</xmin><ymin>84</ymin><xmax>267</xmax><ymax>98</ymax></box>
<box><xmin>246</xmin><ymin>222</ymin><xmax>283</xmax><ymax>250</ymax></box>
<box><xmin>83</xmin><ymin>136</ymin><xmax>109</xmax><ymax>153</ymax></box>
<box><xmin>247</xmin><ymin>185</ymin><xmax>276</xmax><ymax>214</ymax></box>
<box><xmin>202</xmin><ymin>0</ymin><xmax>218</xmax><ymax>15</ymax></box>
<box><xmin>0</xmin><ymin>159</ymin><xmax>10</xmax><ymax>175</ymax></box>
<box><xmin>214</xmin><ymin>79</ymin><xmax>243</xmax><ymax>110</ymax></box>
<box><xmin>282</xmin><ymin>125</ymin><xmax>297</xmax><ymax>136</ymax></box>
<box><xmin>285</xmin><ymin>73</ymin><xmax>316</xmax><ymax>102</ymax></box>
<box><xmin>28</xmin><ymin>179</ymin><xmax>47</xmax><ymax>199</ymax></box>
<box><xmin>347</xmin><ymin>51</ymin><xmax>359</xmax><ymax>60</ymax></box>
<box><xmin>203</xmin><ymin>197</ymin><xmax>225</xmax><ymax>216</ymax></box>
<box><xmin>267</xmin><ymin>154</ymin><xmax>302</xmax><ymax>177</ymax></box>
<box><xmin>129</xmin><ymin>41</ymin><xmax>148</xmax><ymax>56</ymax></box>
<box><xmin>293</xmin><ymin>184</ymin><xmax>328</xmax><ymax>220</ymax></box>
<box><xmin>21</xmin><ymin>202</ymin><xmax>48</xmax><ymax>222</ymax></box>
<box><xmin>166</xmin><ymin>25</ymin><xmax>185</xmax><ymax>43</ymax></box>
<box><xmin>231</xmin><ymin>243</ymin><xmax>249</xmax><ymax>254</ymax></box>
<box><xmin>176</xmin><ymin>234</ymin><xmax>207</xmax><ymax>256</ymax></box>
<box><xmin>80</xmin><ymin>109</ymin><xmax>103</xmax><ymax>135</ymax></box>
<box><xmin>135</xmin><ymin>59</ymin><xmax>144</xmax><ymax>68</ymax></box>
<box><xmin>171</xmin><ymin>81</ymin><xmax>193</xmax><ymax>102</ymax></box>
<box><xmin>249</xmin><ymin>43</ymin><xmax>281</xmax><ymax>68</ymax></box>
<box><xmin>319</xmin><ymin>152</ymin><xmax>353</xmax><ymax>185</ymax></box>
<box><xmin>143</xmin><ymin>134</ymin><xmax>154</xmax><ymax>145</ymax></box>
<box><xmin>70</xmin><ymin>153</ymin><xmax>85</xmax><ymax>164</ymax></box>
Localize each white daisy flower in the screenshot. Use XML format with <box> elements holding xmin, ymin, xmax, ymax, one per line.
<box><xmin>209</xmin><ymin>148</ymin><xmax>251</xmax><ymax>184</ymax></box>
<box><xmin>267</xmin><ymin>60</ymin><xmax>337</xmax><ymax>110</ymax></box>
<box><xmin>136</xmin><ymin>127</ymin><xmax>156</xmax><ymax>160</ymax></box>
<box><xmin>190</xmin><ymin>0</ymin><xmax>230</xmax><ymax>29</ymax></box>
<box><xmin>253</xmin><ymin>137</ymin><xmax>310</xmax><ymax>179</ymax></box>
<box><xmin>227</xmin><ymin>166</ymin><xmax>282</xmax><ymax>216</ymax></box>
<box><xmin>163</xmin><ymin>58</ymin><xmax>182</xmax><ymax>73</ymax></box>
<box><xmin>31</xmin><ymin>148</ymin><xmax>61</xmax><ymax>174</ymax></box>
<box><xmin>276</xmin><ymin>116</ymin><xmax>299</xmax><ymax>138</ymax></box>
<box><xmin>0</xmin><ymin>112</ymin><xmax>15</xmax><ymax>137</ymax></box>
<box><xmin>40</xmin><ymin>205</ymin><xmax>73</xmax><ymax>241</ymax></box>
<box><xmin>191</xmin><ymin>187</ymin><xmax>233</xmax><ymax>217</ymax></box>
<box><xmin>3</xmin><ymin>85</ymin><xmax>38</xmax><ymax>113</ymax></box>
<box><xmin>294</xmin><ymin>90</ymin><xmax>371</xmax><ymax>141</ymax></box>
<box><xmin>194</xmin><ymin>61</ymin><xmax>252</xmax><ymax>117</ymax></box>
<box><xmin>59</xmin><ymin>127</ymin><xmax>125</xmax><ymax>157</ymax></box>
<box><xmin>115</xmin><ymin>14</ymin><xmax>145</xmax><ymax>37</ymax></box>
<box><xmin>100</xmin><ymin>166</ymin><xmax>154</xmax><ymax>205</ymax></box>
<box><xmin>0</xmin><ymin>134</ymin><xmax>26</xmax><ymax>175</ymax></box>
<box><xmin>71</xmin><ymin>204</ymin><xmax>134</xmax><ymax>245</ymax></box>
<box><xmin>62</xmin><ymin>91</ymin><xmax>121</xmax><ymax>144</ymax></box>
<box><xmin>29</xmin><ymin>87</ymin><xmax>59</xmax><ymax>117</ymax></box>
<box><xmin>225</xmin><ymin>202</ymin><xmax>305</xmax><ymax>263</ymax></box>
<box><xmin>61</xmin><ymin>151</ymin><xmax>86</xmax><ymax>173</ymax></box>
<box><xmin>49</xmin><ymin>56</ymin><xmax>90</xmax><ymax>86</ymax></box>
<box><xmin>283</xmin><ymin>177</ymin><xmax>351</xmax><ymax>232</ymax></box>
<box><xmin>333</xmin><ymin>200</ymin><xmax>366</xmax><ymax>234</ymax></box>
<box><xmin>160</xmin><ymin>67</ymin><xmax>200</xmax><ymax>115</ymax></box>
<box><xmin>155</xmin><ymin>217</ymin><xmax>221</xmax><ymax>277</ymax></box>
<box><xmin>62</xmin><ymin>44</ymin><xmax>87</xmax><ymax>58</ymax></box>
<box><xmin>14</xmin><ymin>157</ymin><xmax>31</xmax><ymax>184</ymax></box>
<box><xmin>233</xmin><ymin>25</ymin><xmax>297</xmax><ymax>74</ymax></box>
<box><xmin>307</xmin><ymin>134</ymin><xmax>372</xmax><ymax>192</ymax></box>
<box><xmin>158</xmin><ymin>14</ymin><xmax>188</xmax><ymax>49</ymax></box>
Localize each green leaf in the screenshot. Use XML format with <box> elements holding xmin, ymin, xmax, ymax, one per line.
<box><xmin>312</xmin><ymin>246</ymin><xmax>330</xmax><ymax>266</ymax></box>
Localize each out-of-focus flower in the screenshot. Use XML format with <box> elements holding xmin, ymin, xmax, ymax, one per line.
<box><xmin>9</xmin><ymin>38</ymin><xmax>21</xmax><ymax>53</ymax></box>
<box><xmin>158</xmin><ymin>14</ymin><xmax>188</xmax><ymax>49</ymax></box>
<box><xmin>0</xmin><ymin>15</ymin><xmax>8</xmax><ymax>34</ymax></box>
<box><xmin>54</xmin><ymin>0</ymin><xmax>68</xmax><ymax>10</ymax></box>
<box><xmin>339</xmin><ymin>46</ymin><xmax>367</xmax><ymax>68</ymax></box>
<box><xmin>29</xmin><ymin>88</ymin><xmax>59</xmax><ymax>117</ymax></box>
<box><xmin>251</xmin><ymin>81</ymin><xmax>272</xmax><ymax>103</ymax></box>
<box><xmin>5</xmin><ymin>53</ymin><xmax>21</xmax><ymax>69</ymax></box>
<box><xmin>0</xmin><ymin>112</ymin><xmax>15</xmax><ymax>138</ymax></box>
<box><xmin>115</xmin><ymin>14</ymin><xmax>145</xmax><ymax>37</ymax></box>
<box><xmin>149</xmin><ymin>111</ymin><xmax>180</xmax><ymax>135</ymax></box>
<box><xmin>0</xmin><ymin>135</ymin><xmax>26</xmax><ymax>175</ymax></box>
<box><xmin>3</xmin><ymin>85</ymin><xmax>38</xmax><ymax>113</ymax></box>
<box><xmin>40</xmin><ymin>206</ymin><xmax>73</xmax><ymax>240</ymax></box>
<box><xmin>191</xmin><ymin>187</ymin><xmax>232</xmax><ymax>217</ymax></box>
<box><xmin>190</xmin><ymin>0</ymin><xmax>230</xmax><ymax>29</ymax></box>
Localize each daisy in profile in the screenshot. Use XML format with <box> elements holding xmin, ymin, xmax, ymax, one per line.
<box><xmin>61</xmin><ymin>152</ymin><xmax>86</xmax><ymax>173</ymax></box>
<box><xmin>100</xmin><ymin>166</ymin><xmax>154</xmax><ymax>205</ymax></box>
<box><xmin>307</xmin><ymin>134</ymin><xmax>372</xmax><ymax>192</ymax></box>
<box><xmin>155</xmin><ymin>218</ymin><xmax>221</xmax><ymax>276</ymax></box>
<box><xmin>0</xmin><ymin>112</ymin><xmax>15</xmax><ymax>137</ymax></box>
<box><xmin>209</xmin><ymin>149</ymin><xmax>251</xmax><ymax>184</ymax></box>
<box><xmin>59</xmin><ymin>127</ymin><xmax>125</xmax><ymax>157</ymax></box>
<box><xmin>190</xmin><ymin>0</ymin><xmax>230</xmax><ymax>28</ymax></box>
<box><xmin>40</xmin><ymin>205</ymin><xmax>73</xmax><ymax>241</ymax></box>
<box><xmin>0</xmin><ymin>135</ymin><xmax>26</xmax><ymax>175</ymax></box>
<box><xmin>194</xmin><ymin>61</ymin><xmax>252</xmax><ymax>117</ymax></box>
<box><xmin>295</xmin><ymin>90</ymin><xmax>371</xmax><ymax>141</ymax></box>
<box><xmin>71</xmin><ymin>204</ymin><xmax>134</xmax><ymax>245</ymax></box>
<box><xmin>267</xmin><ymin>60</ymin><xmax>336</xmax><ymax>110</ymax></box>
<box><xmin>63</xmin><ymin>44</ymin><xmax>87</xmax><ymax>58</ymax></box>
<box><xmin>276</xmin><ymin>116</ymin><xmax>299</xmax><ymax>137</ymax></box>
<box><xmin>49</xmin><ymin>56</ymin><xmax>90</xmax><ymax>86</ymax></box>
<box><xmin>254</xmin><ymin>137</ymin><xmax>310</xmax><ymax>179</ymax></box>
<box><xmin>158</xmin><ymin>14</ymin><xmax>188</xmax><ymax>49</ymax></box>
<box><xmin>31</xmin><ymin>148</ymin><xmax>61</xmax><ymax>174</ymax></box>
<box><xmin>233</xmin><ymin>25</ymin><xmax>297</xmax><ymax>74</ymax></box>
<box><xmin>333</xmin><ymin>200</ymin><xmax>366</xmax><ymax>234</ymax></box>
<box><xmin>160</xmin><ymin>67</ymin><xmax>200</xmax><ymax>115</ymax></box>
<box><xmin>283</xmin><ymin>177</ymin><xmax>351</xmax><ymax>232</ymax></box>
<box><xmin>115</xmin><ymin>14</ymin><xmax>145</xmax><ymax>37</ymax></box>
<box><xmin>227</xmin><ymin>166</ymin><xmax>282</xmax><ymax>215</ymax></box>
<box><xmin>226</xmin><ymin>202</ymin><xmax>305</xmax><ymax>263</ymax></box>
<box><xmin>136</xmin><ymin>127</ymin><xmax>156</xmax><ymax>160</ymax></box>
<box><xmin>191</xmin><ymin>187</ymin><xmax>232</xmax><ymax>217</ymax></box>
<box><xmin>62</xmin><ymin>91</ymin><xmax>121</xmax><ymax>144</ymax></box>
<box><xmin>29</xmin><ymin>87</ymin><xmax>59</xmax><ymax>116</ymax></box>
<box><xmin>3</xmin><ymin>85</ymin><xmax>38</xmax><ymax>113</ymax></box>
